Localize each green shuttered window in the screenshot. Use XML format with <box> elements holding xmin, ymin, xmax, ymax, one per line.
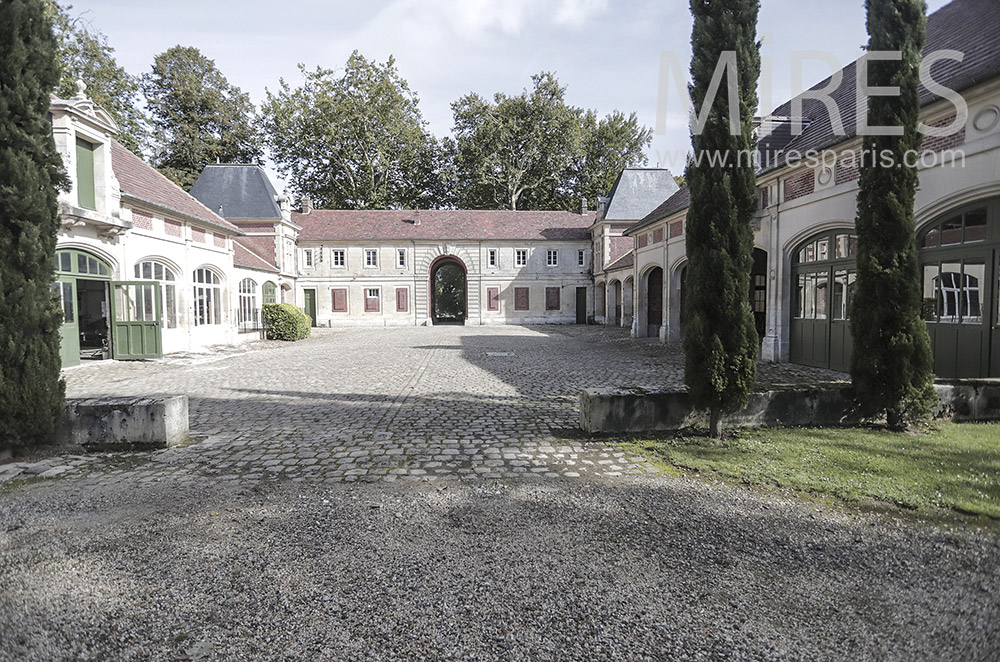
<box><xmin>76</xmin><ymin>137</ymin><xmax>96</xmax><ymax>211</ymax></box>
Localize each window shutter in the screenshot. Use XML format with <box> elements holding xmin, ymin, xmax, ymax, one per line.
<box><xmin>365</xmin><ymin>290</ymin><xmax>380</xmax><ymax>312</ymax></box>
<box><xmin>514</xmin><ymin>287</ymin><xmax>529</xmax><ymax>311</ymax></box>
<box><xmin>332</xmin><ymin>288</ymin><xmax>347</xmax><ymax>312</ymax></box>
<box><xmin>396</xmin><ymin>287</ymin><xmax>408</xmax><ymax>312</ymax></box>
<box><xmin>487</xmin><ymin>287</ymin><xmax>500</xmax><ymax>312</ymax></box>
<box><xmin>546</xmin><ymin>287</ymin><xmax>560</xmax><ymax>311</ymax></box>
<box><xmin>75</xmin><ymin>137</ymin><xmax>96</xmax><ymax>211</ymax></box>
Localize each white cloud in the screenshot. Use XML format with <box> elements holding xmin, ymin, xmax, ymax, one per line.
<box><xmin>362</xmin><ymin>0</ymin><xmax>610</xmax><ymax>40</ymax></box>
<box><xmin>553</xmin><ymin>0</ymin><xmax>610</xmax><ymax>28</ymax></box>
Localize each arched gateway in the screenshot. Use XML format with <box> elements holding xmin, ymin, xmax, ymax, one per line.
<box><xmin>430</xmin><ymin>256</ymin><xmax>467</xmax><ymax>324</ymax></box>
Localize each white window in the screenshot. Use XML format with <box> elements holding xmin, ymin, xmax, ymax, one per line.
<box><xmin>302</xmin><ymin>248</ymin><xmax>314</xmax><ymax>269</ymax></box>
<box><xmin>397</xmin><ymin>248</ymin><xmax>406</xmax><ymax>268</ymax></box>
<box><xmin>547</xmin><ymin>250</ymin><xmax>558</xmax><ymax>267</ymax></box>
<box><xmin>332</xmin><ymin>249</ymin><xmax>345</xmax><ymax>267</ymax></box>
<box><xmin>134</xmin><ymin>259</ymin><xmax>177</xmax><ymax>328</ymax></box>
<box><xmin>515</xmin><ymin>249</ymin><xmax>528</xmax><ymax>267</ymax></box>
<box><xmin>578</xmin><ymin>249</ymin><xmax>586</xmax><ymax>267</ymax></box>
<box><xmin>193</xmin><ymin>268</ymin><xmax>222</xmax><ymax>326</ymax></box>
<box><xmin>365</xmin><ymin>249</ymin><xmax>378</xmax><ymax>268</ymax></box>
<box><xmin>488</xmin><ymin>248</ymin><xmax>498</xmax><ymax>268</ymax></box>
<box><xmin>238</xmin><ymin>279</ymin><xmax>258</xmax><ymax>330</ymax></box>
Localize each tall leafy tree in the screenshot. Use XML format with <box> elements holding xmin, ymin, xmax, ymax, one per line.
<box><xmin>451</xmin><ymin>73</ymin><xmax>581</xmax><ymax>211</ymax></box>
<box><xmin>568</xmin><ymin>109</ymin><xmax>653</xmax><ymax>209</ymax></box>
<box><xmin>450</xmin><ymin>73</ymin><xmax>652</xmax><ymax>211</ymax></box>
<box><xmin>682</xmin><ymin>0</ymin><xmax>761</xmax><ymax>438</ymax></box>
<box><xmin>142</xmin><ymin>46</ymin><xmax>262</xmax><ymax>189</ymax></box>
<box><xmin>0</xmin><ymin>0</ymin><xmax>68</xmax><ymax>449</ymax></box>
<box><xmin>851</xmin><ymin>0</ymin><xmax>936</xmax><ymax>429</ymax></box>
<box><xmin>44</xmin><ymin>1</ymin><xmax>149</xmax><ymax>154</ymax></box>
<box><xmin>262</xmin><ymin>52</ymin><xmax>441</xmax><ymax>210</ymax></box>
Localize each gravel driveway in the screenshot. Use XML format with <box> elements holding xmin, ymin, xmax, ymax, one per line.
<box><xmin>2</xmin><ymin>474</ymin><xmax>997</xmax><ymax>661</ymax></box>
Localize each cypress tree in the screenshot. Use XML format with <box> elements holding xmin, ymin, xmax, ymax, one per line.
<box><xmin>851</xmin><ymin>0</ymin><xmax>936</xmax><ymax>429</ymax></box>
<box><xmin>0</xmin><ymin>0</ymin><xmax>68</xmax><ymax>450</ymax></box>
<box><xmin>683</xmin><ymin>0</ymin><xmax>761</xmax><ymax>438</ymax></box>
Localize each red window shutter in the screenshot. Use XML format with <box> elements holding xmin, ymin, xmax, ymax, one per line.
<box><xmin>545</xmin><ymin>287</ymin><xmax>560</xmax><ymax>311</ymax></box>
<box><xmin>332</xmin><ymin>288</ymin><xmax>347</xmax><ymax>312</ymax></box>
<box><xmin>365</xmin><ymin>292</ymin><xmax>380</xmax><ymax>312</ymax></box>
<box><xmin>487</xmin><ymin>287</ymin><xmax>500</xmax><ymax>312</ymax></box>
<box><xmin>396</xmin><ymin>287</ymin><xmax>408</xmax><ymax>312</ymax></box>
<box><xmin>514</xmin><ymin>287</ymin><xmax>529</xmax><ymax>311</ymax></box>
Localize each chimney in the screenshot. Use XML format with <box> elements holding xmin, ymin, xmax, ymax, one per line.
<box><xmin>579</xmin><ymin>197</ymin><xmax>587</xmax><ymax>215</ymax></box>
<box><xmin>301</xmin><ymin>195</ymin><xmax>313</xmax><ymax>214</ymax></box>
<box><xmin>597</xmin><ymin>196</ymin><xmax>608</xmax><ymax>218</ymax></box>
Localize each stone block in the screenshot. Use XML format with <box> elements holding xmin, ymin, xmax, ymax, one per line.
<box><xmin>61</xmin><ymin>396</ymin><xmax>189</xmax><ymax>451</ymax></box>
<box><xmin>580</xmin><ymin>382</ymin><xmax>1000</xmax><ymax>434</ymax></box>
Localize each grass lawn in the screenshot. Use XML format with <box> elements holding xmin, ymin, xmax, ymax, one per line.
<box><xmin>627</xmin><ymin>423</ymin><xmax>1000</xmax><ymax>519</ymax></box>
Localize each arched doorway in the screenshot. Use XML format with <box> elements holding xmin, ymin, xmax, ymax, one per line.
<box><xmin>610</xmin><ymin>280</ymin><xmax>622</xmax><ymax>325</ymax></box>
<box><xmin>430</xmin><ymin>256</ymin><xmax>467</xmax><ymax>324</ymax></box>
<box><xmin>646</xmin><ymin>267</ymin><xmax>663</xmax><ymax>338</ymax></box>
<box><xmin>789</xmin><ymin>229</ymin><xmax>857</xmax><ymax>371</ymax></box>
<box><xmin>53</xmin><ymin>248</ymin><xmax>112</xmax><ymax>367</ymax></box>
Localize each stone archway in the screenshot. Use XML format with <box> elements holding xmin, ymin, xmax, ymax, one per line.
<box><xmin>430</xmin><ymin>256</ymin><xmax>467</xmax><ymax>324</ymax></box>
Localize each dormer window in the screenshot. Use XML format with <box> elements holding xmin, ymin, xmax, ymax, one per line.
<box><xmin>76</xmin><ymin>137</ymin><xmax>96</xmax><ymax>211</ymax></box>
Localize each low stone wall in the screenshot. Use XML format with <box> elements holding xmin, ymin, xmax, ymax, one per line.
<box><xmin>61</xmin><ymin>396</ymin><xmax>189</xmax><ymax>451</ymax></box>
<box><xmin>580</xmin><ymin>381</ymin><xmax>1000</xmax><ymax>434</ymax></box>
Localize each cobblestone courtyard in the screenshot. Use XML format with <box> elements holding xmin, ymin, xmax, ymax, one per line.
<box><xmin>35</xmin><ymin>325</ymin><xmax>847</xmax><ymax>486</ymax></box>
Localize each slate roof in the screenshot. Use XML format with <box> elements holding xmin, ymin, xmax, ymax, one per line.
<box><xmin>605</xmin><ymin>251</ymin><xmax>634</xmax><ymax>272</ymax></box>
<box><xmin>627</xmin><ymin>187</ymin><xmax>691</xmax><ymax>235</ymax></box>
<box><xmin>759</xmin><ymin>0</ymin><xmax>1000</xmax><ymax>173</ymax></box>
<box><xmin>295</xmin><ymin>209</ymin><xmax>596</xmax><ymax>242</ymax></box>
<box><xmin>234</xmin><ymin>238</ymin><xmax>279</xmax><ymax>273</ymax></box>
<box><xmin>602</xmin><ymin>169</ymin><xmax>680</xmax><ymax>221</ymax></box>
<box><xmin>189</xmin><ymin>164</ymin><xmax>284</xmax><ymax>220</ymax></box>
<box><xmin>111</xmin><ymin>142</ymin><xmax>241</xmax><ymax>234</ymax></box>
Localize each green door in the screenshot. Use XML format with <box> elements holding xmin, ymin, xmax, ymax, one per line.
<box><xmin>52</xmin><ymin>277</ymin><xmax>80</xmax><ymax>368</ymax></box>
<box><xmin>303</xmin><ymin>289</ymin><xmax>317</xmax><ymax>327</ymax></box>
<box><xmin>110</xmin><ymin>281</ymin><xmax>162</xmax><ymax>359</ymax></box>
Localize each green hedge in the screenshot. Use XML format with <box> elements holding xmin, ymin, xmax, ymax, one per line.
<box><xmin>262</xmin><ymin>303</ymin><xmax>312</xmax><ymax>341</ymax></box>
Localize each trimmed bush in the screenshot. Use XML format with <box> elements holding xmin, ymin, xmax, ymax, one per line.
<box><xmin>262</xmin><ymin>303</ymin><xmax>311</xmax><ymax>341</ymax></box>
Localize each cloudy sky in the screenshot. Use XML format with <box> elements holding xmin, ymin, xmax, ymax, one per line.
<box><xmin>65</xmin><ymin>0</ymin><xmax>952</xmax><ymax>189</ymax></box>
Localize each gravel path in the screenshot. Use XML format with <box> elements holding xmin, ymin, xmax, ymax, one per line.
<box><xmin>2</xmin><ymin>473</ymin><xmax>997</xmax><ymax>661</ymax></box>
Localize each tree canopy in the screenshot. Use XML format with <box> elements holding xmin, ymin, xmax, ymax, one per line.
<box><xmin>262</xmin><ymin>52</ymin><xmax>443</xmax><ymax>210</ymax></box>
<box><xmin>450</xmin><ymin>73</ymin><xmax>652</xmax><ymax>211</ymax></box>
<box><xmin>142</xmin><ymin>45</ymin><xmax>263</xmax><ymax>189</ymax></box>
<box><xmin>45</xmin><ymin>0</ymin><xmax>148</xmax><ymax>153</ymax></box>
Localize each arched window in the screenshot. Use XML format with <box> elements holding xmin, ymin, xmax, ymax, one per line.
<box><xmin>193</xmin><ymin>268</ymin><xmax>222</xmax><ymax>326</ymax></box>
<box><xmin>790</xmin><ymin>229</ymin><xmax>858</xmax><ymax>372</ymax></box>
<box><xmin>238</xmin><ymin>279</ymin><xmax>258</xmax><ymax>331</ymax></box>
<box><xmin>262</xmin><ymin>281</ymin><xmax>277</xmax><ymax>305</ymax></box>
<box><xmin>134</xmin><ymin>259</ymin><xmax>178</xmax><ymax>328</ymax></box>
<box><xmin>918</xmin><ymin>207</ymin><xmax>989</xmax><ymax>326</ymax></box>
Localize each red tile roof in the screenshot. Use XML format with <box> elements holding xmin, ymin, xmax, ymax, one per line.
<box><xmin>605</xmin><ymin>251</ymin><xmax>634</xmax><ymax>272</ymax></box>
<box><xmin>294</xmin><ymin>209</ymin><xmax>595</xmax><ymax>242</ymax></box>
<box><xmin>234</xmin><ymin>238</ymin><xmax>279</xmax><ymax>273</ymax></box>
<box><xmin>111</xmin><ymin>141</ymin><xmax>241</xmax><ymax>234</ymax></box>
<box><xmin>627</xmin><ymin>188</ymin><xmax>690</xmax><ymax>235</ymax></box>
